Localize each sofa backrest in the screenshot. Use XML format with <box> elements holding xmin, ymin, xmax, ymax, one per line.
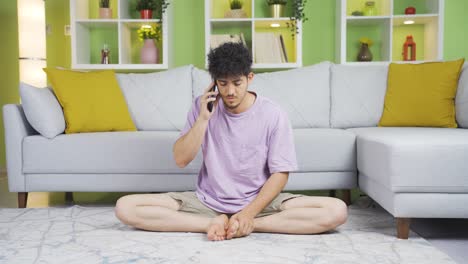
<box><xmin>115</xmin><ymin>61</ymin><xmax>468</xmax><ymax>132</ymax></box>
<box><xmin>116</xmin><ymin>65</ymin><xmax>193</xmax><ymax>131</ymax></box>
<box><xmin>192</xmin><ymin>62</ymin><xmax>332</xmax><ymax>128</ymax></box>
<box><xmin>330</xmin><ymin>63</ymin><xmax>389</xmax><ymax>128</ymax></box>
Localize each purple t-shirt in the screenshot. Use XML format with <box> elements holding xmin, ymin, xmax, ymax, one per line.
<box><xmin>177</xmin><ymin>92</ymin><xmax>298</xmax><ymax>213</ymax></box>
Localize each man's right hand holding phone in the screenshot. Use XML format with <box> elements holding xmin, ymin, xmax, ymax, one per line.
<box><xmin>199</xmin><ymin>81</ymin><xmax>219</xmax><ymax>121</ymax></box>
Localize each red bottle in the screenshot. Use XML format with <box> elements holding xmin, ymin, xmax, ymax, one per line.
<box><xmin>402</xmin><ymin>35</ymin><xmax>416</xmax><ymax>61</ymax></box>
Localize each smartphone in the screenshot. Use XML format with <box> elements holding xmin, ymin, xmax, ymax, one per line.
<box><xmin>207</xmin><ymin>81</ymin><xmax>217</xmax><ymax>112</ymax></box>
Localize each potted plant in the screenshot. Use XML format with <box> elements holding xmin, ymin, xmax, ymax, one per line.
<box><xmin>225</xmin><ymin>0</ymin><xmax>247</xmax><ymax>18</ymax></box>
<box><xmin>266</xmin><ymin>0</ymin><xmax>287</xmax><ymax>18</ymax></box>
<box><xmin>99</xmin><ymin>0</ymin><xmax>112</xmax><ymax>19</ymax></box>
<box><xmin>285</xmin><ymin>0</ymin><xmax>308</xmax><ymax>39</ymax></box>
<box><xmin>137</xmin><ymin>25</ymin><xmax>161</xmax><ymax>64</ymax></box>
<box><xmin>136</xmin><ymin>0</ymin><xmax>170</xmax><ymax>20</ymax></box>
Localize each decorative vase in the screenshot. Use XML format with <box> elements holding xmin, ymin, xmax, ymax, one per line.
<box><xmin>224</xmin><ymin>9</ymin><xmax>247</xmax><ymax>18</ymax></box>
<box><xmin>99</xmin><ymin>8</ymin><xmax>112</xmax><ymax>19</ymax></box>
<box><xmin>141</xmin><ymin>39</ymin><xmax>158</xmax><ymax>64</ymax></box>
<box><xmin>357</xmin><ymin>43</ymin><xmax>373</xmax><ymax>62</ymax></box>
<box><xmin>269</xmin><ymin>4</ymin><xmax>285</xmax><ymax>18</ymax></box>
<box><xmin>140</xmin><ymin>9</ymin><xmax>153</xmax><ymax>19</ymax></box>
<box><xmin>363</xmin><ymin>1</ymin><xmax>377</xmax><ymax>16</ymax></box>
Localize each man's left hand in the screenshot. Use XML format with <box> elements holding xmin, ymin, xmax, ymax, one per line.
<box><xmin>226</xmin><ymin>210</ymin><xmax>256</xmax><ymax>239</ymax></box>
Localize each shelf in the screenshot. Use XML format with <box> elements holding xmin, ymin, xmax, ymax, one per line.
<box><xmin>71</xmin><ymin>0</ymin><xmax>171</xmax><ymax>70</ymax></box>
<box><xmin>347</xmin><ymin>16</ymin><xmax>391</xmax><ymax>25</ymax></box>
<box><xmin>72</xmin><ymin>64</ymin><xmax>169</xmax><ymax>70</ymax></box>
<box><xmin>205</xmin><ymin>0</ymin><xmax>302</xmax><ymax>70</ymax></box>
<box><xmin>346</xmin><ymin>0</ymin><xmax>392</xmax><ymax>16</ymax></box>
<box><xmin>75</xmin><ymin>20</ymin><xmax>118</xmax><ymax>28</ymax></box>
<box><xmin>337</xmin><ymin>0</ymin><xmax>443</xmax><ymax>64</ymax></box>
<box><xmin>392</xmin><ymin>14</ymin><xmax>438</xmax><ymax>25</ymax></box>
<box><xmin>211</xmin><ymin>0</ymin><xmax>253</xmax><ymax>19</ymax></box>
<box><xmin>393</xmin><ymin>0</ymin><xmax>440</xmax><ymax>15</ymax></box>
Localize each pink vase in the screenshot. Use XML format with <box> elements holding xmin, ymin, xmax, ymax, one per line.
<box><xmin>99</xmin><ymin>8</ymin><xmax>112</xmax><ymax>19</ymax></box>
<box><xmin>140</xmin><ymin>39</ymin><xmax>158</xmax><ymax>64</ymax></box>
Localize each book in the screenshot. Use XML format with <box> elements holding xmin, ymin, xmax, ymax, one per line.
<box><xmin>255</xmin><ymin>32</ymin><xmax>284</xmax><ymax>64</ymax></box>
<box><xmin>210</xmin><ymin>33</ymin><xmax>247</xmax><ymax>49</ymax></box>
<box><xmin>279</xmin><ymin>34</ymin><xmax>288</xmax><ymax>63</ymax></box>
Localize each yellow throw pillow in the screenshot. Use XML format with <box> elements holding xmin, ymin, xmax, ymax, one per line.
<box><xmin>378</xmin><ymin>59</ymin><xmax>465</xmax><ymax>128</ymax></box>
<box><xmin>43</xmin><ymin>68</ymin><xmax>136</xmax><ymax>133</ymax></box>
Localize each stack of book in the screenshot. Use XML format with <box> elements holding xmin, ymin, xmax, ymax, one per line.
<box><xmin>254</xmin><ymin>32</ymin><xmax>288</xmax><ymax>64</ymax></box>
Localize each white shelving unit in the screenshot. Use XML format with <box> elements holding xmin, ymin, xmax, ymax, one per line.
<box><xmin>336</xmin><ymin>0</ymin><xmax>444</xmax><ymax>64</ymax></box>
<box><xmin>205</xmin><ymin>0</ymin><xmax>302</xmax><ymax>70</ymax></box>
<box><xmin>70</xmin><ymin>0</ymin><xmax>172</xmax><ymax>70</ymax></box>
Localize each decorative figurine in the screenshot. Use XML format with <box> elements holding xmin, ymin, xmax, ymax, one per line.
<box><xmin>101</xmin><ymin>44</ymin><xmax>110</xmax><ymax>64</ymax></box>
<box><xmin>402</xmin><ymin>35</ymin><xmax>416</xmax><ymax>61</ymax></box>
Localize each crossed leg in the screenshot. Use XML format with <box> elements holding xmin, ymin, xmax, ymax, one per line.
<box><xmin>115</xmin><ymin>194</ymin><xmax>347</xmax><ymax>241</ymax></box>
<box><xmin>115</xmin><ymin>193</ymin><xmax>229</xmax><ymax>241</ymax></box>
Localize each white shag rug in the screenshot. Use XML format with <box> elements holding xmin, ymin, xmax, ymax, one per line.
<box><xmin>0</xmin><ymin>197</ymin><xmax>455</xmax><ymax>264</ymax></box>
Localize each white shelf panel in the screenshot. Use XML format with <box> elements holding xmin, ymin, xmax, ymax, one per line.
<box><xmin>75</xmin><ymin>20</ymin><xmax>118</xmax><ymax>28</ymax></box>
<box><xmin>72</xmin><ymin>64</ymin><xmax>169</xmax><ymax>70</ymax></box>
<box><xmin>393</xmin><ymin>14</ymin><xmax>439</xmax><ymax>26</ymax></box>
<box><xmin>347</xmin><ymin>16</ymin><xmax>391</xmax><ymax>25</ymax></box>
<box><xmin>120</xmin><ymin>19</ymin><xmax>161</xmax><ymax>23</ymax></box>
<box><xmin>211</xmin><ymin>18</ymin><xmax>252</xmax><ymax>22</ymax></box>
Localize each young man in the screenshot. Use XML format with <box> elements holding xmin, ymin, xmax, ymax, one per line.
<box><xmin>115</xmin><ymin>42</ymin><xmax>347</xmax><ymax>241</ymax></box>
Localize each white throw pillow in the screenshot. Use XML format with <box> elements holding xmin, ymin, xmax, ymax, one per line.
<box><xmin>330</xmin><ymin>63</ymin><xmax>389</xmax><ymax>128</ymax></box>
<box><xmin>116</xmin><ymin>65</ymin><xmax>193</xmax><ymax>131</ymax></box>
<box><xmin>455</xmin><ymin>63</ymin><xmax>468</xmax><ymax>128</ymax></box>
<box><xmin>19</xmin><ymin>82</ymin><xmax>65</xmax><ymax>138</ymax></box>
<box><xmin>249</xmin><ymin>61</ymin><xmax>332</xmax><ymax>128</ymax></box>
<box><xmin>192</xmin><ymin>66</ymin><xmax>212</xmax><ymax>100</ymax></box>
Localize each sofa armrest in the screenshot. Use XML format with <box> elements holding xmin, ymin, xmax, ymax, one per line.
<box><xmin>3</xmin><ymin>104</ymin><xmax>38</xmax><ymax>192</ymax></box>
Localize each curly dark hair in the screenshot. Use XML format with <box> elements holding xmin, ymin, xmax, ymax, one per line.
<box><xmin>207</xmin><ymin>42</ymin><xmax>252</xmax><ymax>80</ymax></box>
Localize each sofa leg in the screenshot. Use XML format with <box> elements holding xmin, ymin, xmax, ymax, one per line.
<box><xmin>396</xmin><ymin>218</ymin><xmax>411</xmax><ymax>239</ymax></box>
<box><xmin>65</xmin><ymin>192</ymin><xmax>74</xmax><ymax>204</ymax></box>
<box><xmin>329</xmin><ymin>190</ymin><xmax>336</xmax><ymax>197</ymax></box>
<box><xmin>18</xmin><ymin>192</ymin><xmax>28</xmax><ymax>208</ymax></box>
<box><xmin>342</xmin><ymin>189</ymin><xmax>351</xmax><ymax>206</ymax></box>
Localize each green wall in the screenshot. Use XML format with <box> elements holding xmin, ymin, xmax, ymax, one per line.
<box><xmin>0</xmin><ymin>0</ymin><xmax>467</xmax><ymax>168</ymax></box>
<box><xmin>0</xmin><ymin>1</ymin><xmax>20</xmax><ymax>170</ymax></box>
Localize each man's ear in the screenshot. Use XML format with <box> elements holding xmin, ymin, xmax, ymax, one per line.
<box><xmin>247</xmin><ymin>72</ymin><xmax>254</xmax><ymax>84</ymax></box>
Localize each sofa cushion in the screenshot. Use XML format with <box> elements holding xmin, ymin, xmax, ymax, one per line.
<box><xmin>455</xmin><ymin>63</ymin><xmax>468</xmax><ymax>128</ymax></box>
<box><xmin>43</xmin><ymin>68</ymin><xmax>137</xmax><ymax>134</ymax></box>
<box><xmin>378</xmin><ymin>59</ymin><xmax>465</xmax><ymax>128</ymax></box>
<box><xmin>349</xmin><ymin>127</ymin><xmax>468</xmax><ymax>193</ymax></box>
<box><xmin>330</xmin><ymin>63</ymin><xmax>389</xmax><ymax>128</ymax></box>
<box><xmin>251</xmin><ymin>62</ymin><xmax>331</xmax><ymax>128</ymax></box>
<box><xmin>19</xmin><ymin>83</ymin><xmax>65</xmax><ymax>139</ymax></box>
<box><xmin>116</xmin><ymin>65</ymin><xmax>193</xmax><ymax>131</ymax></box>
<box><xmin>192</xmin><ymin>66</ymin><xmax>212</xmax><ymax>99</ymax></box>
<box><xmin>294</xmin><ymin>128</ymin><xmax>356</xmax><ymax>172</ymax></box>
<box><xmin>23</xmin><ymin>131</ymin><xmax>203</xmax><ymax>174</ymax></box>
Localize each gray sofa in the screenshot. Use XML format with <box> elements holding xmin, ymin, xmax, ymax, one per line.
<box><xmin>3</xmin><ymin>62</ymin><xmax>468</xmax><ymax>239</ymax></box>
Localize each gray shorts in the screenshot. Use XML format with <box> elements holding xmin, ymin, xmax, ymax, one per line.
<box><xmin>165</xmin><ymin>191</ymin><xmax>305</xmax><ymax>218</ymax></box>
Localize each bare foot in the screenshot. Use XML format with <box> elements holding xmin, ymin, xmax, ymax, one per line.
<box><xmin>206</xmin><ymin>214</ymin><xmax>229</xmax><ymax>241</ymax></box>
<box><xmin>226</xmin><ymin>219</ymin><xmax>240</xmax><ymax>240</ymax></box>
